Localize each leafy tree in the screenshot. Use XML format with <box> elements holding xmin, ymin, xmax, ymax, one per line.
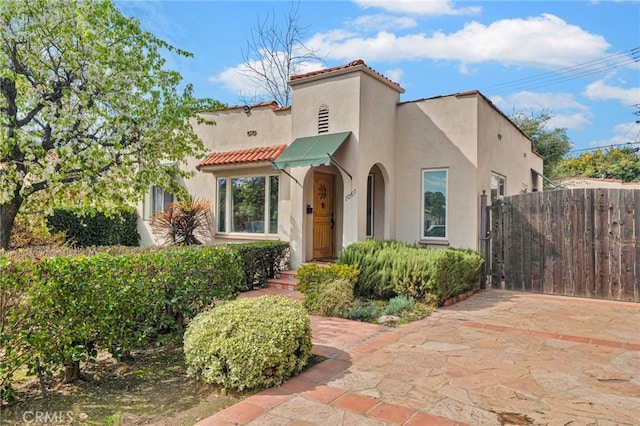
<box><xmin>557</xmin><ymin>146</ymin><xmax>640</xmax><ymax>182</ymax></box>
<box><xmin>239</xmin><ymin>1</ymin><xmax>321</xmax><ymax>106</ymax></box>
<box><xmin>0</xmin><ymin>0</ymin><xmax>223</xmax><ymax>249</ymax></box>
<box><xmin>511</xmin><ymin>110</ymin><xmax>572</xmax><ymax>177</ymax></box>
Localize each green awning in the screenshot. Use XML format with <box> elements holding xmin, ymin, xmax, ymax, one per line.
<box><xmin>273</xmin><ymin>131</ymin><xmax>351</xmax><ymax>169</ymax></box>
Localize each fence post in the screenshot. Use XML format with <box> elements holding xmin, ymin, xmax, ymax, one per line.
<box><xmin>480</xmin><ymin>190</ymin><xmax>489</xmax><ymax>288</ymax></box>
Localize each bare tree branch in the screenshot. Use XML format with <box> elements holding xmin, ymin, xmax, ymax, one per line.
<box><xmin>239</xmin><ymin>1</ymin><xmax>323</xmax><ymax>106</ymax></box>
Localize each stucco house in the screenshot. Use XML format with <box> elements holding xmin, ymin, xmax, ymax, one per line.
<box><xmin>138</xmin><ymin>59</ymin><xmax>543</xmax><ymax>268</ymax></box>
<box><xmin>557</xmin><ymin>177</ymin><xmax>640</xmax><ymax>190</ymax></box>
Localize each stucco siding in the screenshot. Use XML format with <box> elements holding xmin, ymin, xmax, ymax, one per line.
<box><xmin>395</xmin><ymin>97</ymin><xmax>480</xmax><ymax>250</ymax></box>
<box><xmin>476</xmin><ymin>97</ymin><xmax>543</xmax><ymax>199</ymax></box>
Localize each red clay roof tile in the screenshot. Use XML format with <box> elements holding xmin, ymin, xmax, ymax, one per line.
<box><xmin>290</xmin><ymin>59</ymin><xmax>403</xmax><ymax>92</ymax></box>
<box><xmin>197</xmin><ymin>144</ymin><xmax>287</xmax><ymax>169</ymax></box>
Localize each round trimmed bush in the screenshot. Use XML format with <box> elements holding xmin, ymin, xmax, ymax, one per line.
<box><xmin>183</xmin><ymin>295</ymin><xmax>312</xmax><ymax>391</ymax></box>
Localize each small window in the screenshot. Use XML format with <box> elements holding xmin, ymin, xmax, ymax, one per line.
<box><xmin>143</xmin><ymin>185</ymin><xmax>174</xmax><ymax>220</ymax></box>
<box><xmin>318</xmin><ymin>105</ymin><xmax>329</xmax><ymax>134</ymax></box>
<box><xmin>422</xmin><ymin>169</ymin><xmax>447</xmax><ymax>239</ymax></box>
<box><xmin>491</xmin><ymin>173</ymin><xmax>506</xmax><ymax>202</ymax></box>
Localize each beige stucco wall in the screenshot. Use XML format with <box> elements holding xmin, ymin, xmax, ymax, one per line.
<box><xmin>357</xmin><ymin>74</ymin><xmax>400</xmax><ymax>242</ymax></box>
<box><xmin>290</xmin><ymin>73</ymin><xmax>362</xmax><ymax>263</ymax></box>
<box><xmin>289</xmin><ymin>70</ymin><xmax>401</xmax><ymax>262</ymax></box>
<box><xmin>395</xmin><ymin>95</ymin><xmax>480</xmax><ymax>250</ymax></box>
<box><xmin>476</xmin><ymin>96</ymin><xmax>543</xmax><ymax>199</ymax></box>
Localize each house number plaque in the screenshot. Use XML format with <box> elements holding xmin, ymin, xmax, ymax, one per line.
<box><xmin>345</xmin><ymin>189</ymin><xmax>356</xmax><ymax>202</ymax></box>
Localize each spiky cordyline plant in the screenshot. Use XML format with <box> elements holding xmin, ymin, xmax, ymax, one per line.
<box><xmin>150</xmin><ymin>196</ymin><xmax>212</xmax><ymax>246</ymax></box>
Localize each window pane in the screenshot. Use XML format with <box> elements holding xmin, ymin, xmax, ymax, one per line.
<box><xmin>163</xmin><ymin>190</ymin><xmax>174</xmax><ymax>211</ymax></box>
<box><xmin>423</xmin><ymin>170</ymin><xmax>447</xmax><ymax>238</ymax></box>
<box><xmin>491</xmin><ymin>174</ymin><xmax>505</xmax><ymax>202</ymax></box>
<box><xmin>269</xmin><ymin>176</ymin><xmax>279</xmax><ymax>234</ymax></box>
<box><xmin>153</xmin><ymin>186</ymin><xmax>164</xmax><ymax>215</ymax></box>
<box><xmin>231</xmin><ymin>177</ymin><xmax>265</xmax><ymax>233</ymax></box>
<box><xmin>217</xmin><ymin>178</ymin><xmax>226</xmax><ymax>233</ymax></box>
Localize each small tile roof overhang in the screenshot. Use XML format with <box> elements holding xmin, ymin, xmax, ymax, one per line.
<box><xmin>197</xmin><ymin>144</ymin><xmax>287</xmax><ymax>171</ymax></box>
<box><xmin>290</xmin><ymin>59</ymin><xmax>404</xmax><ymax>94</ymax></box>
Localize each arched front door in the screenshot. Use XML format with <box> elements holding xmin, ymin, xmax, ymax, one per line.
<box><xmin>313</xmin><ymin>172</ymin><xmax>335</xmax><ymax>259</ymax></box>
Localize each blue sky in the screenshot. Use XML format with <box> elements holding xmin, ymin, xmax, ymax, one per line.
<box><xmin>117</xmin><ymin>0</ymin><xmax>640</xmax><ymax>153</ymax></box>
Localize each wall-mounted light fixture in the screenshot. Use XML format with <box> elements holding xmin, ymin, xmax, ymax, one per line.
<box><xmin>243</xmin><ymin>105</ymin><xmax>251</xmax><ymax>115</ymax></box>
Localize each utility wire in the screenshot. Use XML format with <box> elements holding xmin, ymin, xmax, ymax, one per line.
<box><xmin>481</xmin><ymin>47</ymin><xmax>639</xmax><ymax>94</ymax></box>
<box><xmin>567</xmin><ymin>141</ymin><xmax>640</xmax><ymax>153</ymax></box>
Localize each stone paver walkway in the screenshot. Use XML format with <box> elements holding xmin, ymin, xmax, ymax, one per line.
<box><xmin>199</xmin><ymin>289</ymin><xmax>640</xmax><ymax>425</ymax></box>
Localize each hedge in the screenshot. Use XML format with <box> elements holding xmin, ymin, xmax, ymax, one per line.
<box><xmin>47</xmin><ymin>207</ymin><xmax>140</xmax><ymax>247</ymax></box>
<box><xmin>229</xmin><ymin>241</ymin><xmax>290</xmax><ymax>291</ymax></box>
<box><xmin>0</xmin><ymin>245</ymin><xmax>241</xmax><ymax>394</ymax></box>
<box><xmin>337</xmin><ymin>240</ymin><xmax>483</xmax><ymax>302</ymax></box>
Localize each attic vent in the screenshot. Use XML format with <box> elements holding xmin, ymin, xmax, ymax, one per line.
<box><xmin>318</xmin><ymin>105</ymin><xmax>329</xmax><ymax>134</ymax></box>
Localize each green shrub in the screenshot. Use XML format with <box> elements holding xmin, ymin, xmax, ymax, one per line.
<box><xmin>338</xmin><ymin>240</ymin><xmax>412</xmax><ymax>298</ymax></box>
<box><xmin>341</xmin><ymin>299</ymin><xmax>385</xmax><ymax>322</ymax></box>
<box><xmin>392</xmin><ymin>248</ymin><xmax>484</xmax><ymax>303</ymax></box>
<box><xmin>230</xmin><ymin>241</ymin><xmax>290</xmax><ymax>291</ymax></box>
<box><xmin>0</xmin><ymin>256</ymin><xmax>35</xmax><ymax>398</ymax></box>
<box><xmin>338</xmin><ymin>240</ymin><xmax>484</xmax><ymax>303</ymax></box>
<box><xmin>384</xmin><ymin>295</ymin><xmax>417</xmax><ymax>316</ymax></box>
<box><xmin>296</xmin><ymin>263</ymin><xmax>359</xmax><ymax>294</ymax></box>
<box><xmin>0</xmin><ymin>245</ymin><xmax>241</xmax><ymax>390</ymax></box>
<box><xmin>183</xmin><ymin>296</ymin><xmax>312</xmax><ymax>391</ymax></box>
<box><xmin>305</xmin><ymin>278</ymin><xmax>354</xmax><ymax>316</ymax></box>
<box><xmin>47</xmin><ymin>207</ymin><xmax>140</xmax><ymax>247</ymax></box>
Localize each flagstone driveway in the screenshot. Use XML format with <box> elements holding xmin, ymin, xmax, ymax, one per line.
<box><xmin>200</xmin><ymin>289</ymin><xmax>640</xmax><ymax>425</ymax></box>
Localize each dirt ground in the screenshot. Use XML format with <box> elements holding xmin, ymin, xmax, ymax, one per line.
<box><xmin>0</xmin><ymin>345</ymin><xmax>248</xmax><ymax>426</ymax></box>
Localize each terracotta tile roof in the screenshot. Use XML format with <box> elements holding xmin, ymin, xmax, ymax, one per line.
<box><xmin>290</xmin><ymin>59</ymin><xmax>404</xmax><ymax>92</ymax></box>
<box><xmin>226</xmin><ymin>101</ymin><xmax>290</xmax><ymax>112</ymax></box>
<box><xmin>197</xmin><ymin>144</ymin><xmax>287</xmax><ymax>169</ymax></box>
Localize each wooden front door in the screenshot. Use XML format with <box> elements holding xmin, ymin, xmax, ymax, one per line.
<box><xmin>313</xmin><ymin>172</ymin><xmax>335</xmax><ymax>259</ymax></box>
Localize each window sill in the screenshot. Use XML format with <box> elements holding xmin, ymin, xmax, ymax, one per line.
<box><xmin>215</xmin><ymin>233</ymin><xmax>280</xmax><ymax>241</ymax></box>
<box><xmin>418</xmin><ymin>239</ymin><xmax>450</xmax><ymax>247</ymax></box>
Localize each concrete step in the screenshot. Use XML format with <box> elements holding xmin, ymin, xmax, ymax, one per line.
<box><xmin>266</xmin><ymin>277</ymin><xmax>299</xmax><ymax>291</ymax></box>
<box><xmin>266</xmin><ymin>269</ymin><xmax>298</xmax><ymax>291</ymax></box>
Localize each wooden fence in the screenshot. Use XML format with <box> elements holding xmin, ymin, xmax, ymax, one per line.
<box><xmin>490</xmin><ymin>189</ymin><xmax>639</xmax><ymax>302</ymax></box>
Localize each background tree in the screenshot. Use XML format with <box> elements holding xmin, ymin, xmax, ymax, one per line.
<box><xmin>239</xmin><ymin>1</ymin><xmax>322</xmax><ymax>107</ymax></box>
<box><xmin>557</xmin><ymin>146</ymin><xmax>640</xmax><ymax>182</ymax></box>
<box><xmin>0</xmin><ymin>0</ymin><xmax>223</xmax><ymax>249</ymax></box>
<box><xmin>511</xmin><ymin>110</ymin><xmax>572</xmax><ymax>178</ymax></box>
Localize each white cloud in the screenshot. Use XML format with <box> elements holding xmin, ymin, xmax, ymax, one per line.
<box><xmin>491</xmin><ymin>91</ymin><xmax>592</xmax><ymax>130</ymax></box>
<box><xmin>209</xmin><ymin>60</ymin><xmax>325</xmax><ymax>99</ymax></box>
<box><xmin>547</xmin><ymin>113</ymin><xmax>591</xmax><ymax>130</ymax></box>
<box><xmin>496</xmin><ymin>91</ymin><xmax>590</xmax><ymax>112</ymax></box>
<box><xmin>307</xmin><ymin>14</ymin><xmax>610</xmax><ymax>68</ymax></box>
<box><xmin>583</xmin><ymin>78</ymin><xmax>640</xmax><ymax>106</ymax></box>
<box><xmin>209</xmin><ymin>65</ymin><xmax>266</xmax><ymax>97</ymax></box>
<box><xmin>353</xmin><ymin>0</ymin><xmax>481</xmax><ymax>16</ymax></box>
<box><xmin>384</xmin><ymin>67</ymin><xmax>403</xmax><ymax>83</ymax></box>
<box><xmin>588</xmin><ymin>121</ymin><xmax>640</xmax><ymax>148</ymax></box>
<box><xmin>349</xmin><ymin>14</ymin><xmax>417</xmax><ymax>31</ymax></box>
